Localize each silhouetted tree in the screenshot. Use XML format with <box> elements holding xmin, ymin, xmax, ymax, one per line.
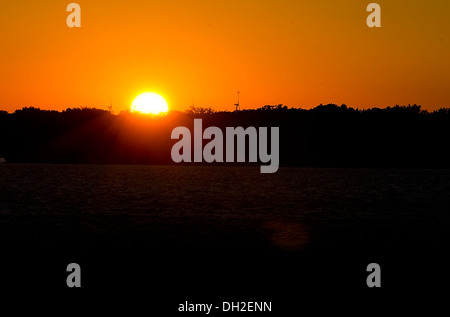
<box><xmin>185</xmin><ymin>106</ymin><xmax>215</xmax><ymax>116</ymax></box>
<box><xmin>1</xmin><ymin>104</ymin><xmax>450</xmax><ymax>168</ymax></box>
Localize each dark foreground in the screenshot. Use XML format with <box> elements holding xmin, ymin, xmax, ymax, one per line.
<box><xmin>1</xmin><ymin>164</ymin><xmax>449</xmax><ymax>314</ymax></box>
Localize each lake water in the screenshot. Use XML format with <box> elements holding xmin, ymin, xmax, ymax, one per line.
<box><xmin>1</xmin><ymin>164</ymin><xmax>449</xmax><ymax>310</ymax></box>
<box><xmin>1</xmin><ymin>164</ymin><xmax>449</xmax><ymax>248</ymax></box>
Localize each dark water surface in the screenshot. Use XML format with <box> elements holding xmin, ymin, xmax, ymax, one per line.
<box><xmin>1</xmin><ymin>164</ymin><xmax>449</xmax><ymax>312</ymax></box>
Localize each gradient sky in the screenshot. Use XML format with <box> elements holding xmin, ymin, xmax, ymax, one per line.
<box><xmin>0</xmin><ymin>0</ymin><xmax>449</xmax><ymax>113</ymax></box>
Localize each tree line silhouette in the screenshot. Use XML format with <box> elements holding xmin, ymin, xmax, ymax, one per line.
<box><xmin>1</xmin><ymin>104</ymin><xmax>449</xmax><ymax>168</ymax></box>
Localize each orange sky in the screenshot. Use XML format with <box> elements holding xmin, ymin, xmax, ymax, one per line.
<box><xmin>1</xmin><ymin>0</ymin><xmax>449</xmax><ymax>113</ymax></box>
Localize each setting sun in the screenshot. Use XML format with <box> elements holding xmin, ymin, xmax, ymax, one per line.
<box><xmin>131</xmin><ymin>93</ymin><xmax>169</xmax><ymax>115</ymax></box>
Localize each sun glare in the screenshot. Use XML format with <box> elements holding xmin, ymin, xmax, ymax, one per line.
<box><xmin>131</xmin><ymin>92</ymin><xmax>169</xmax><ymax>115</ymax></box>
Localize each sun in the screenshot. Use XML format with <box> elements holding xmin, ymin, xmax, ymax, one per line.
<box><xmin>131</xmin><ymin>92</ymin><xmax>169</xmax><ymax>115</ymax></box>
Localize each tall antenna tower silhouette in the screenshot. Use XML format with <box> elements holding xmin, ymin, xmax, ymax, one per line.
<box><xmin>234</xmin><ymin>91</ymin><xmax>240</xmax><ymax>111</ymax></box>
<box><xmin>108</xmin><ymin>97</ymin><xmax>113</xmax><ymax>113</ymax></box>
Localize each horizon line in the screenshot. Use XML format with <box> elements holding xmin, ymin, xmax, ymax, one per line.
<box><xmin>1</xmin><ymin>103</ymin><xmax>448</xmax><ymax>115</ymax></box>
